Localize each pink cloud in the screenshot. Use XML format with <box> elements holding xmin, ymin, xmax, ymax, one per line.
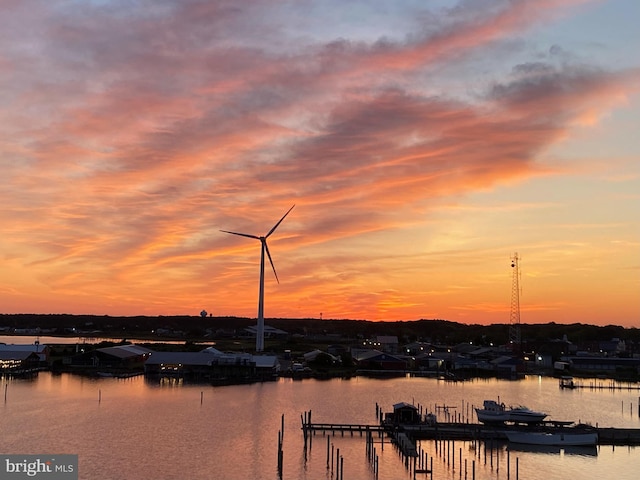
<box><xmin>0</xmin><ymin>0</ymin><xmax>637</xmax><ymax>323</ymax></box>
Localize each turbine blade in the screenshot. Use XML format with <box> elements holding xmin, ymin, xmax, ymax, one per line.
<box><xmin>266</xmin><ymin>204</ymin><xmax>295</xmax><ymax>238</ymax></box>
<box><xmin>264</xmin><ymin>241</ymin><xmax>279</xmax><ymax>284</ymax></box>
<box><xmin>220</xmin><ymin>230</ymin><xmax>260</xmax><ymax>240</ymax></box>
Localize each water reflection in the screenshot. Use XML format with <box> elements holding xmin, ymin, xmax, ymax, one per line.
<box><xmin>2</xmin><ymin>373</ymin><xmax>639</xmax><ymax>480</ymax></box>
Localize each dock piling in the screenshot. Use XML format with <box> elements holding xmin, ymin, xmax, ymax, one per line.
<box><xmin>326</xmin><ymin>435</ymin><xmax>330</xmax><ymax>468</ymax></box>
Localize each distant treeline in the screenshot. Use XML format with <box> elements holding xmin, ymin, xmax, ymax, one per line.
<box><xmin>1</xmin><ymin>313</ymin><xmax>639</xmax><ymax>347</ymax></box>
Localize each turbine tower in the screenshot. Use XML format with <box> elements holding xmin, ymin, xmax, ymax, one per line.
<box><xmin>221</xmin><ymin>205</ymin><xmax>295</xmax><ymax>353</ymax></box>
<box><xmin>509</xmin><ymin>252</ymin><xmax>522</xmax><ymax>350</ymax></box>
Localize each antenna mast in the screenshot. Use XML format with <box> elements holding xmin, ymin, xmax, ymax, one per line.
<box><xmin>509</xmin><ymin>252</ymin><xmax>521</xmax><ymax>349</ymax></box>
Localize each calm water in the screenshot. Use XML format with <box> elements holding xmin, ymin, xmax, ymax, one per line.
<box><xmin>0</xmin><ymin>335</ymin><xmax>211</xmax><ymax>346</ymax></box>
<box><xmin>2</xmin><ymin>373</ymin><xmax>640</xmax><ymax>479</ymax></box>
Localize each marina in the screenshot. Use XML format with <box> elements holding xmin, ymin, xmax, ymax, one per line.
<box><xmin>302</xmin><ymin>412</ymin><xmax>640</xmax><ymax>446</ymax></box>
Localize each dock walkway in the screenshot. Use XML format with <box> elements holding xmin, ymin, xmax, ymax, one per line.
<box><xmin>303</xmin><ymin>421</ymin><xmax>640</xmax><ymax>445</ymax></box>
<box><xmin>303</xmin><ymin>423</ymin><xmax>385</xmax><ymax>436</ymax></box>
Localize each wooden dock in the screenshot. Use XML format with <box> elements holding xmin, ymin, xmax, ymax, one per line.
<box><xmin>559</xmin><ymin>377</ymin><xmax>640</xmax><ymax>391</ymax></box>
<box><xmin>395</xmin><ymin>432</ymin><xmax>419</xmax><ymax>457</ymax></box>
<box><xmin>403</xmin><ymin>422</ymin><xmax>640</xmax><ymax>445</ymax></box>
<box><xmin>596</xmin><ymin>427</ymin><xmax>640</xmax><ymax>444</ymax></box>
<box><xmin>303</xmin><ymin>421</ymin><xmax>640</xmax><ymax>445</ymax></box>
<box><xmin>303</xmin><ymin>422</ymin><xmax>386</xmax><ymax>436</ymax></box>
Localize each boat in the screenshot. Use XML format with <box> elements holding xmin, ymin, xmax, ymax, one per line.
<box><xmin>559</xmin><ymin>376</ymin><xmax>578</xmax><ymax>389</ymax></box>
<box><xmin>475</xmin><ymin>399</ymin><xmax>547</xmax><ymax>424</ymax></box>
<box><xmin>505</xmin><ymin>431</ymin><xmax>598</xmax><ymax>446</ymax></box>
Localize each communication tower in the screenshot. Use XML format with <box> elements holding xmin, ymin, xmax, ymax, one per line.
<box><xmin>509</xmin><ymin>252</ymin><xmax>522</xmax><ymax>349</ymax></box>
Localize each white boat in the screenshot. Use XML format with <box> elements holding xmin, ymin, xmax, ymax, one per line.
<box><xmin>475</xmin><ymin>400</ymin><xmax>547</xmax><ymax>424</ymax></box>
<box><xmin>505</xmin><ymin>431</ymin><xmax>598</xmax><ymax>446</ymax></box>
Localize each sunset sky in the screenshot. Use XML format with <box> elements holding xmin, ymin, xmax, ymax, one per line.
<box><xmin>1</xmin><ymin>0</ymin><xmax>638</xmax><ymax>327</ymax></box>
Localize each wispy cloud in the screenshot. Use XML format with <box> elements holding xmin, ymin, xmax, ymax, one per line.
<box><xmin>0</xmin><ymin>0</ymin><xmax>638</xmax><ymax>324</ymax></box>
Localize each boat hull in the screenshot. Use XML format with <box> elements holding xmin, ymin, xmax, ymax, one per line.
<box><xmin>475</xmin><ymin>411</ymin><xmax>511</xmax><ymax>423</ymax></box>
<box><xmin>508</xmin><ymin>410</ymin><xmax>548</xmax><ymax>424</ymax></box>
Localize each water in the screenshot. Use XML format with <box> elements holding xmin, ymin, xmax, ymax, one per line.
<box><xmin>2</xmin><ymin>373</ymin><xmax>639</xmax><ymax>479</ymax></box>
<box><xmin>0</xmin><ymin>335</ymin><xmax>212</xmax><ymax>346</ymax></box>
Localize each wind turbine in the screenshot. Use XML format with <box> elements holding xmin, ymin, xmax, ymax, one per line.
<box><xmin>221</xmin><ymin>205</ymin><xmax>295</xmax><ymax>353</ymax></box>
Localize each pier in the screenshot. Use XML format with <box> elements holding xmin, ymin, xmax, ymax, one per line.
<box><xmin>303</xmin><ymin>422</ymin><xmax>385</xmax><ymax>436</ymax></box>
<box><xmin>299</xmin><ymin>396</ymin><xmax>640</xmax><ymax>480</ymax></box>
<box><xmin>302</xmin><ymin>419</ymin><xmax>640</xmax><ymax>446</ymax></box>
<box><xmin>559</xmin><ymin>376</ymin><xmax>640</xmax><ymax>391</ymax></box>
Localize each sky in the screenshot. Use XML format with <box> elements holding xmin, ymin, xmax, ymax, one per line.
<box><xmin>1</xmin><ymin>0</ymin><xmax>639</xmax><ymax>327</ymax></box>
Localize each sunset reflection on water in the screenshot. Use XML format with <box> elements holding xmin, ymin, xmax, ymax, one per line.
<box><xmin>2</xmin><ymin>373</ymin><xmax>640</xmax><ymax>479</ymax></box>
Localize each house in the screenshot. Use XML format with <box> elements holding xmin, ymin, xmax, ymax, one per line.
<box><xmin>564</xmin><ymin>356</ymin><xmax>640</xmax><ymax>375</ymax></box>
<box><xmin>403</xmin><ymin>342</ymin><xmax>433</xmax><ymax>356</ymax></box>
<box><xmin>376</xmin><ymin>336</ymin><xmax>399</xmax><ymax>354</ymax></box>
<box><xmin>144</xmin><ymin>348</ymin><xmax>279</xmax><ymax>382</ymax></box>
<box><xmin>388</xmin><ymin>402</ymin><xmax>420</xmax><ymax>424</ymax></box>
<box><xmin>243</xmin><ymin>325</ymin><xmax>288</xmax><ymax>339</ymax></box>
<box><xmin>200</xmin><ymin>347</ymin><xmax>279</xmax><ymax>380</ymax></box>
<box><xmin>252</xmin><ymin>355</ymin><xmax>280</xmax><ymax>380</ymax></box>
<box><xmin>66</xmin><ymin>344</ymin><xmax>153</xmax><ymax>370</ymax></box>
<box><xmin>414</xmin><ymin>352</ymin><xmax>445</xmax><ymax>371</ymax></box>
<box><xmin>352</xmin><ymin>349</ymin><xmax>407</xmax><ymax>371</ymax></box>
<box><xmin>0</xmin><ymin>343</ymin><xmax>50</xmax><ymax>364</ymax></box>
<box><xmin>303</xmin><ymin>349</ymin><xmax>339</xmax><ymax>364</ymax></box>
<box><xmin>144</xmin><ymin>351</ymin><xmax>218</xmax><ymax>377</ymax></box>
<box><xmin>599</xmin><ymin>338</ymin><xmax>626</xmax><ymax>356</ymax></box>
<box><xmin>490</xmin><ymin>355</ymin><xmax>522</xmax><ymax>376</ymax></box>
<box><xmin>0</xmin><ymin>350</ymin><xmax>42</xmax><ymax>372</ymax></box>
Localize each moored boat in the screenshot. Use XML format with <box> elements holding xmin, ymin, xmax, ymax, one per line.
<box><xmin>475</xmin><ymin>399</ymin><xmax>547</xmax><ymax>424</ymax></box>
<box><xmin>559</xmin><ymin>376</ymin><xmax>578</xmax><ymax>389</ymax></box>
<box><xmin>505</xmin><ymin>431</ymin><xmax>598</xmax><ymax>446</ymax></box>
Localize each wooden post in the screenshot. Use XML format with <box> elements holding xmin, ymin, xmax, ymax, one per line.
<box><xmin>277</xmin><ymin>430</ymin><xmax>283</xmax><ymax>477</ymax></box>
<box><xmin>331</xmin><ymin>445</ymin><xmax>340</xmax><ymax>473</ymax></box>
<box><xmin>326</xmin><ymin>435</ymin><xmax>330</xmax><ymax>468</ymax></box>
<box><xmin>98</xmin><ymin>389</ymin><xmax>101</xmax><ymax>404</ymax></box>
<box><xmin>302</xmin><ymin>413</ymin><xmax>307</xmax><ymax>447</ymax></box>
<box><xmin>200</xmin><ymin>391</ymin><xmax>203</xmax><ymax>405</ymax></box>
<box><xmin>490</xmin><ymin>440</ymin><xmax>493</xmax><ymax>469</ymax></box>
<box><xmin>452</xmin><ymin>440</ymin><xmax>455</xmax><ymax>470</ymax></box>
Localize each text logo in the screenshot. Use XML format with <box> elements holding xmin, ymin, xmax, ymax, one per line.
<box><xmin>0</xmin><ymin>455</ymin><xmax>77</xmax><ymax>479</ymax></box>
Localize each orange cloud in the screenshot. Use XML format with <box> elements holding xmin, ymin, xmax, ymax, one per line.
<box><xmin>0</xmin><ymin>0</ymin><xmax>638</xmax><ymax>326</ymax></box>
